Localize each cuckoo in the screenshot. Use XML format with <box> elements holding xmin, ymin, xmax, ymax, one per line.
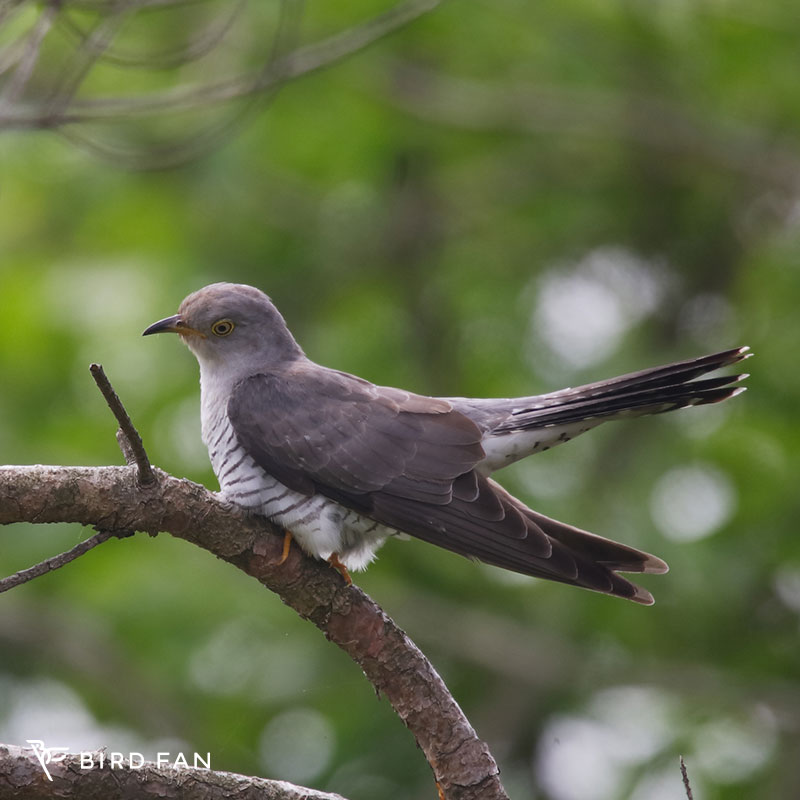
<box><xmin>144</xmin><ymin>282</ymin><xmax>749</xmax><ymax>604</ymax></box>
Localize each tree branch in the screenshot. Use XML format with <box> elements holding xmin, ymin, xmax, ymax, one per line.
<box><xmin>0</xmin><ymin>464</ymin><xmax>507</xmax><ymax>800</ymax></box>
<box><xmin>0</xmin><ymin>743</ymin><xmax>348</xmax><ymax>800</ymax></box>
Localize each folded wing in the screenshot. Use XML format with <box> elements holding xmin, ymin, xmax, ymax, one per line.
<box><xmin>227</xmin><ymin>363</ymin><xmax>666</xmax><ymax>603</ymax></box>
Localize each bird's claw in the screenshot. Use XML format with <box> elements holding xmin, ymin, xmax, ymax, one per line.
<box><xmin>327</xmin><ymin>553</ymin><xmax>352</xmax><ymax>585</ymax></box>
<box><xmin>277</xmin><ymin>531</ymin><xmax>293</xmax><ymax>565</ymax></box>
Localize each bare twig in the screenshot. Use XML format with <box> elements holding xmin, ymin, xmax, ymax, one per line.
<box><xmin>47</xmin><ymin>0</ymin><xmax>299</xmax><ymax>168</ymax></box>
<box><xmin>0</xmin><ymin>0</ymin><xmax>441</xmax><ymax>167</ymax></box>
<box><xmin>0</xmin><ymin>743</ymin><xmax>349</xmax><ymax>800</ymax></box>
<box><xmin>0</xmin><ymin>528</ymin><xmax>113</xmax><ymax>595</ymax></box>
<box><xmin>680</xmin><ymin>755</ymin><xmax>694</xmax><ymax>800</ymax></box>
<box><xmin>280</xmin><ymin>0</ymin><xmax>441</xmax><ymax>83</ymax></box>
<box><xmin>56</xmin><ymin>0</ymin><xmax>248</xmax><ymax>69</ymax></box>
<box><xmin>89</xmin><ymin>363</ymin><xmax>155</xmax><ymax>485</ymax></box>
<box><xmin>44</xmin><ymin>1</ymin><xmax>134</xmax><ymax>122</ymax></box>
<box><xmin>0</xmin><ymin>464</ymin><xmax>507</xmax><ymax>800</ymax></box>
<box><xmin>0</xmin><ymin>0</ymin><xmax>58</xmax><ymax>107</ymax></box>
<box><xmin>0</xmin><ymin>0</ymin><xmax>443</xmax><ymax>127</ymax></box>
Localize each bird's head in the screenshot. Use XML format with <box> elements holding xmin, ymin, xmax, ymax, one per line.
<box><xmin>143</xmin><ymin>282</ymin><xmax>304</xmax><ymax>373</ymax></box>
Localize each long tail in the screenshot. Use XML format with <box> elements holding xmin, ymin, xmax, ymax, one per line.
<box><xmin>496</xmin><ymin>346</ymin><xmax>750</xmax><ymax>432</ymax></box>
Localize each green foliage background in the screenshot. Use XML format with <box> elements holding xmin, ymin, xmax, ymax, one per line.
<box><xmin>1</xmin><ymin>2</ymin><xmax>799</xmax><ymax>798</ymax></box>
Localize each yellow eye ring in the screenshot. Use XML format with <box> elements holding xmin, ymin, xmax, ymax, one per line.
<box><xmin>211</xmin><ymin>319</ymin><xmax>235</xmax><ymax>337</ymax></box>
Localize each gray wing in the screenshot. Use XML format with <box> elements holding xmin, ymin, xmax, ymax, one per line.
<box><xmin>227</xmin><ymin>364</ymin><xmax>665</xmax><ymax>603</ymax></box>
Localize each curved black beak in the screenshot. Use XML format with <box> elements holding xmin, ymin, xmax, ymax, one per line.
<box><xmin>142</xmin><ymin>314</ymin><xmax>183</xmax><ymax>336</ymax></box>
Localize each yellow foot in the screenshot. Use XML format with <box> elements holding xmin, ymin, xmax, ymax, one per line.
<box><xmin>436</xmin><ymin>781</ymin><xmax>445</xmax><ymax>800</ymax></box>
<box><xmin>277</xmin><ymin>531</ymin><xmax>293</xmax><ymax>565</ymax></box>
<box><xmin>327</xmin><ymin>552</ymin><xmax>352</xmax><ymax>585</ymax></box>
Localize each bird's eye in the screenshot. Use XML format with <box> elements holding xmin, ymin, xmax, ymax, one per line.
<box><xmin>211</xmin><ymin>319</ymin><xmax>235</xmax><ymax>337</ymax></box>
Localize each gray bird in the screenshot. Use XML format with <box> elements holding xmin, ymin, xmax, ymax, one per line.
<box><xmin>144</xmin><ymin>282</ymin><xmax>750</xmax><ymax>604</ymax></box>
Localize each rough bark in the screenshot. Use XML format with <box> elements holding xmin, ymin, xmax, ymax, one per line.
<box><xmin>0</xmin><ymin>465</ymin><xmax>507</xmax><ymax>800</ymax></box>
<box><xmin>0</xmin><ymin>743</ymin><xmax>347</xmax><ymax>800</ymax></box>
